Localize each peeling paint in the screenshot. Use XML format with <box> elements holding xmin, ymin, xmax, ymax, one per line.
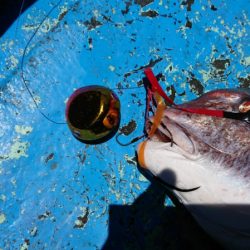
<box><xmin>30</xmin><ymin>227</ymin><xmax>38</xmax><ymax>237</ymax></box>
<box><xmin>124</xmin><ymin>154</ymin><xmax>137</xmax><ymax>165</ymax></box>
<box><xmin>20</xmin><ymin>239</ymin><xmax>30</xmax><ymax>250</ymax></box>
<box><xmin>108</xmin><ymin>65</ymin><xmax>115</xmax><ymax>72</ymax></box>
<box><xmin>119</xmin><ymin>120</ymin><xmax>137</xmax><ymax>135</ymax></box>
<box><xmin>22</xmin><ymin>5</ymin><xmax>69</xmax><ymax>33</ymax></box>
<box><xmin>15</xmin><ymin>125</ymin><xmax>33</xmax><ymax>135</ymax></box>
<box><xmin>188</xmin><ymin>76</ymin><xmax>204</xmax><ymax>96</ymax></box>
<box><xmin>0</xmin><ymin>213</ymin><xmax>6</xmax><ymax>224</ymax></box>
<box><xmin>84</xmin><ymin>17</ymin><xmax>102</xmax><ymax>30</ymax></box>
<box><xmin>135</xmin><ymin>0</ymin><xmax>154</xmax><ymax>8</ymax></box>
<box><xmin>243</xmin><ymin>56</ymin><xmax>250</xmax><ymax>67</ymax></box>
<box><xmin>1</xmin><ymin>140</ymin><xmax>30</xmax><ymax>161</ymax></box>
<box><xmin>141</xmin><ymin>10</ymin><xmax>159</xmax><ymax>18</ymax></box>
<box><xmin>238</xmin><ymin>75</ymin><xmax>250</xmax><ymax>88</ymax></box>
<box><xmin>6</xmin><ymin>55</ymin><xmax>19</xmax><ymax>70</ymax></box>
<box><xmin>0</xmin><ymin>194</ymin><xmax>6</xmax><ymax>202</ymax></box>
<box><xmin>74</xmin><ymin>207</ymin><xmax>89</xmax><ymax>229</ymax></box>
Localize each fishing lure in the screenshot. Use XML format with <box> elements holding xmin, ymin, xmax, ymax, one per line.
<box><xmin>143</xmin><ymin>68</ymin><xmax>250</xmax><ymax>123</ymax></box>
<box><xmin>137</xmin><ymin>67</ymin><xmax>250</xmax><ymax>156</ymax></box>
<box><xmin>65</xmin><ymin>85</ymin><xmax>120</xmax><ymax>144</ymax></box>
<box><xmin>117</xmin><ymin>68</ymin><xmax>250</xmax><ymax>147</ymax></box>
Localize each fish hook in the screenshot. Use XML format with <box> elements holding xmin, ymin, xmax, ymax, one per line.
<box><xmin>154</xmin><ymin>175</ymin><xmax>201</xmax><ymax>193</ymax></box>
<box><xmin>116</xmin><ymin>132</ymin><xmax>145</xmax><ymax>146</ymax></box>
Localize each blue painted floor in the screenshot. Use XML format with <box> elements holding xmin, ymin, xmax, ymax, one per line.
<box><xmin>0</xmin><ymin>0</ymin><xmax>249</xmax><ymax>249</ymax></box>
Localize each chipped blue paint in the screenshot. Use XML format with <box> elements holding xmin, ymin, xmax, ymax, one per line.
<box><xmin>0</xmin><ymin>0</ymin><xmax>249</xmax><ymax>249</ymax></box>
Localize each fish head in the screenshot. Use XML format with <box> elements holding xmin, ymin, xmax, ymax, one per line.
<box><xmin>137</xmin><ymin>89</ymin><xmax>250</xmax><ymax>204</ymax></box>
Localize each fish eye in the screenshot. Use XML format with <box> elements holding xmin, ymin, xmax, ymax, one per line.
<box><xmin>239</xmin><ymin>100</ymin><xmax>250</xmax><ymax>113</ymax></box>
<box><xmin>65</xmin><ymin>85</ymin><xmax>120</xmax><ymax>144</ymax></box>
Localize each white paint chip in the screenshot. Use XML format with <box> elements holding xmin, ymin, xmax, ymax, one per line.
<box><xmin>20</xmin><ymin>241</ymin><xmax>29</xmax><ymax>250</ymax></box>
<box><xmin>0</xmin><ymin>214</ymin><xmax>6</xmax><ymax>224</ymax></box>
<box><xmin>0</xmin><ymin>194</ymin><xmax>6</xmax><ymax>202</ymax></box>
<box><xmin>8</xmin><ymin>141</ymin><xmax>30</xmax><ymax>159</ymax></box>
<box><xmin>244</xmin><ymin>56</ymin><xmax>250</xmax><ymax>66</ymax></box>
<box><xmin>109</xmin><ymin>65</ymin><xmax>115</xmax><ymax>72</ymax></box>
<box><xmin>15</xmin><ymin>125</ymin><xmax>33</xmax><ymax>135</ymax></box>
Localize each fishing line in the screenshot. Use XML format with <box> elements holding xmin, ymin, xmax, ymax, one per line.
<box><xmin>15</xmin><ymin>0</ymin><xmax>25</xmax><ymax>38</ymax></box>
<box><xmin>20</xmin><ymin>0</ymin><xmax>66</xmax><ymax>125</ymax></box>
<box><xmin>20</xmin><ymin>0</ymin><xmax>144</xmax><ymax>126</ymax></box>
<box><xmin>114</xmin><ymin>85</ymin><xmax>144</xmax><ymax>90</ymax></box>
<box><xmin>155</xmin><ymin>175</ymin><xmax>200</xmax><ymax>193</ymax></box>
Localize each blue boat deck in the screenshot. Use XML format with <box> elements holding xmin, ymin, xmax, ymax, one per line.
<box><xmin>0</xmin><ymin>0</ymin><xmax>249</xmax><ymax>249</ymax></box>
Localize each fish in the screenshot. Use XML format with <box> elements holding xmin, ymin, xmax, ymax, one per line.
<box><xmin>137</xmin><ymin>88</ymin><xmax>250</xmax><ymax>249</ymax></box>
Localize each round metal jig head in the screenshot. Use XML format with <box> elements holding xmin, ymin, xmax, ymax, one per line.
<box><xmin>65</xmin><ymin>85</ymin><xmax>120</xmax><ymax>144</ymax></box>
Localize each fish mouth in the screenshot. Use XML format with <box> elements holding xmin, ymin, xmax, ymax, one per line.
<box><xmin>137</xmin><ymin>113</ymin><xmax>201</xmax><ymax>192</ymax></box>
<box><xmin>146</xmin><ymin>115</ymin><xmax>197</xmax><ymax>157</ymax></box>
